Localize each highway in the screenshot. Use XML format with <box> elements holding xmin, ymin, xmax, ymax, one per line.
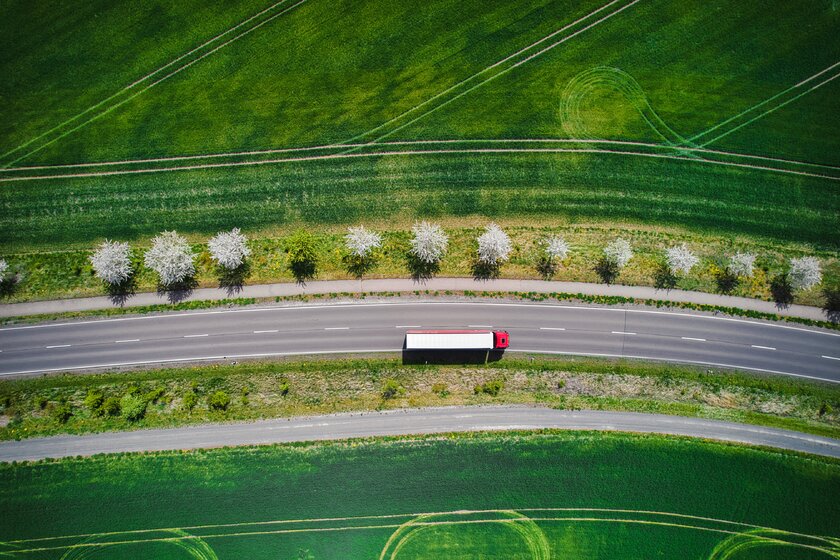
<box><xmin>1</xmin><ymin>406</ymin><xmax>838</xmax><ymax>462</ymax></box>
<box><xmin>0</xmin><ymin>301</ymin><xmax>838</xmax><ymax>381</ymax></box>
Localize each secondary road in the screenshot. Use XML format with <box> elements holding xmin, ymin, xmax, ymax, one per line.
<box><xmin>1</xmin><ymin>406</ymin><xmax>838</xmax><ymax>462</ymax></box>
<box><xmin>0</xmin><ymin>301</ymin><xmax>838</xmax><ymax>380</ymax></box>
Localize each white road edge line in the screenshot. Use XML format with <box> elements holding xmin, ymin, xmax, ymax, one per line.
<box><xmin>1</xmin><ymin>302</ymin><xmax>836</xmax><ymax>338</ymax></box>
<box><xmin>751</xmin><ymin>345</ymin><xmax>776</xmax><ymax>351</ymax></box>
<box><xmin>681</xmin><ymin>337</ymin><xmax>706</xmax><ymax>342</ymax></box>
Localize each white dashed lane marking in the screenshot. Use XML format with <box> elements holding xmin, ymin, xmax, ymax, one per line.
<box><xmin>184</xmin><ymin>334</ymin><xmax>209</xmax><ymax>338</ymax></box>
<box><xmin>751</xmin><ymin>345</ymin><xmax>776</xmax><ymax>351</ymax></box>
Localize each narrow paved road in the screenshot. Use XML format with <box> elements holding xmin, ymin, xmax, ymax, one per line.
<box><xmin>1</xmin><ymin>406</ymin><xmax>838</xmax><ymax>462</ymax></box>
<box><xmin>1</xmin><ymin>302</ymin><xmax>838</xmax><ymax>381</ymax></box>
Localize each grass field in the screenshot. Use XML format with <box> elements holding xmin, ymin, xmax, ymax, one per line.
<box><xmin>0</xmin><ymin>432</ymin><xmax>838</xmax><ymax>558</ymax></box>
<box><xmin>1</xmin><ymin>0</ymin><xmax>838</xmax><ymax>253</ymax></box>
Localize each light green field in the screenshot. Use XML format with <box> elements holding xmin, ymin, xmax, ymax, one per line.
<box><xmin>0</xmin><ymin>432</ymin><xmax>838</xmax><ymax>558</ymax></box>
<box><xmin>0</xmin><ymin>0</ymin><xmax>838</xmax><ymax>252</ymax></box>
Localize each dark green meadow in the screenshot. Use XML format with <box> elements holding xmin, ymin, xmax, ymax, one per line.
<box><xmin>0</xmin><ymin>433</ymin><xmax>838</xmax><ymax>559</ymax></box>
<box><xmin>1</xmin><ymin>0</ymin><xmax>838</xmax><ymax>252</ymax></box>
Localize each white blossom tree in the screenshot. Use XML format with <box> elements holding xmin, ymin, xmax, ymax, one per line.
<box><xmin>665</xmin><ymin>244</ymin><xmax>699</xmax><ymax>276</ymax></box>
<box><xmin>728</xmin><ymin>252</ymin><xmax>756</xmax><ymax>278</ymax></box>
<box><xmin>208</xmin><ymin>228</ymin><xmax>251</xmax><ymax>270</ymax></box>
<box><xmin>0</xmin><ymin>259</ymin><xmax>8</xmax><ymax>282</ymax></box>
<box><xmin>603</xmin><ymin>238</ymin><xmax>633</xmax><ymax>268</ymax></box>
<box><xmin>90</xmin><ymin>240</ymin><xmax>133</xmax><ymax>285</ymax></box>
<box><xmin>544</xmin><ymin>235</ymin><xmax>570</xmax><ymax>262</ymax></box>
<box><xmin>144</xmin><ymin>231</ymin><xmax>195</xmax><ymax>287</ymax></box>
<box><xmin>409</xmin><ymin>221</ymin><xmax>448</xmax><ymax>264</ymax></box>
<box><xmin>788</xmin><ymin>256</ymin><xmax>822</xmax><ymax>291</ymax></box>
<box><xmin>477</xmin><ymin>223</ymin><xmax>512</xmax><ymax>265</ymax></box>
<box><xmin>345</xmin><ymin>225</ymin><xmax>382</xmax><ymax>259</ymax></box>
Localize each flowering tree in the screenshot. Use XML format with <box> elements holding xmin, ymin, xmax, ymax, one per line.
<box><xmin>665</xmin><ymin>244</ymin><xmax>699</xmax><ymax>276</ymax></box>
<box><xmin>603</xmin><ymin>238</ymin><xmax>633</xmax><ymax>268</ymax></box>
<box><xmin>477</xmin><ymin>223</ymin><xmax>512</xmax><ymax>265</ymax></box>
<box><xmin>788</xmin><ymin>256</ymin><xmax>822</xmax><ymax>291</ymax></box>
<box><xmin>544</xmin><ymin>235</ymin><xmax>569</xmax><ymax>262</ymax></box>
<box><xmin>345</xmin><ymin>225</ymin><xmax>382</xmax><ymax>258</ymax></box>
<box><xmin>410</xmin><ymin>221</ymin><xmax>448</xmax><ymax>264</ymax></box>
<box><xmin>0</xmin><ymin>259</ymin><xmax>8</xmax><ymax>282</ymax></box>
<box><xmin>144</xmin><ymin>231</ymin><xmax>195</xmax><ymax>287</ymax></box>
<box><xmin>90</xmin><ymin>240</ymin><xmax>133</xmax><ymax>285</ymax></box>
<box><xmin>728</xmin><ymin>252</ymin><xmax>756</xmax><ymax>277</ymax></box>
<box><xmin>208</xmin><ymin>228</ymin><xmax>251</xmax><ymax>270</ymax></box>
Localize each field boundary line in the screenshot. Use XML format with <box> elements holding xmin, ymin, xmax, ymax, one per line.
<box><xmin>3</xmin><ymin>0</ymin><xmax>308</xmax><ymax>168</ymax></box>
<box><xmin>4</xmin><ymin>138</ymin><xmax>838</xmax><ymax>174</ymax></box>
<box><xmin>9</xmin><ymin>516</ymin><xmax>830</xmax><ymax>555</ymax></box>
<box><xmin>355</xmin><ymin>0</ymin><xmax>643</xmax><ymax>146</ymax></box>
<box><xmin>341</xmin><ymin>0</ymin><xmax>631</xmax><ymax>145</ymax></box>
<box><xmin>2</xmin><ymin>146</ymin><xmax>839</xmax><ymax>183</ymax></box>
<box><xmin>0</xmin><ymin>0</ymin><xmax>294</xmax><ymax>162</ymax></box>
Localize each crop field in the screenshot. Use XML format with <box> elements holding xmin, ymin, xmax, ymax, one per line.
<box><xmin>1</xmin><ymin>0</ymin><xmax>839</xmax><ymax>252</ymax></box>
<box><xmin>0</xmin><ymin>432</ymin><xmax>838</xmax><ymax>559</ymax></box>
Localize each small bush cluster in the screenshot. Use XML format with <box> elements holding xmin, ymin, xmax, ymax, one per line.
<box><xmin>381</xmin><ymin>379</ymin><xmax>404</xmax><ymax>400</ymax></box>
<box><xmin>474</xmin><ymin>378</ymin><xmax>504</xmax><ymax>397</ymax></box>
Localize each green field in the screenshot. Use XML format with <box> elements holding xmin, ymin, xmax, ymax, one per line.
<box><xmin>1</xmin><ymin>0</ymin><xmax>839</xmax><ymax>252</ymax></box>
<box><xmin>0</xmin><ymin>432</ymin><xmax>838</xmax><ymax>558</ymax></box>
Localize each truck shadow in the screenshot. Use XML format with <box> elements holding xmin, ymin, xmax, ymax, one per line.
<box><xmin>401</xmin><ymin>349</ymin><xmax>505</xmax><ymax>365</ymax></box>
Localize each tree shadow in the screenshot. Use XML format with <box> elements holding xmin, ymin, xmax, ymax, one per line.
<box><xmin>406</xmin><ymin>254</ymin><xmax>440</xmax><ymax>282</ymax></box>
<box><xmin>289</xmin><ymin>260</ymin><xmax>317</xmax><ymax>286</ymax></box>
<box><xmin>653</xmin><ymin>263</ymin><xmax>677</xmax><ymax>291</ymax></box>
<box><xmin>0</xmin><ymin>275</ymin><xmax>20</xmax><ymax>299</ymax></box>
<box><xmin>343</xmin><ymin>254</ymin><xmax>376</xmax><ymax>279</ymax></box>
<box><xmin>714</xmin><ymin>269</ymin><xmax>739</xmax><ymax>295</ymax></box>
<box><xmin>471</xmin><ymin>260</ymin><xmax>501</xmax><ymax>281</ymax></box>
<box><xmin>157</xmin><ymin>277</ymin><xmax>198</xmax><ymax>304</ymax></box>
<box><xmin>106</xmin><ymin>276</ymin><xmax>137</xmax><ymax>306</ymax></box>
<box><xmin>536</xmin><ymin>256</ymin><xmax>556</xmax><ymax>280</ymax></box>
<box><xmin>218</xmin><ymin>262</ymin><xmax>250</xmax><ymax>296</ymax></box>
<box><xmin>769</xmin><ymin>273</ymin><xmax>793</xmax><ymax>309</ymax></box>
<box><xmin>594</xmin><ymin>257</ymin><xmax>619</xmax><ymax>284</ymax></box>
<box><xmin>822</xmin><ymin>287</ymin><xmax>840</xmax><ymax>323</ymax></box>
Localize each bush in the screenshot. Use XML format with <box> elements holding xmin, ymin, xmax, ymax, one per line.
<box><xmin>101</xmin><ymin>397</ymin><xmax>121</xmax><ymax>417</ymax></box>
<box><xmin>50</xmin><ymin>402</ymin><xmax>73</xmax><ymax>424</ymax></box>
<box><xmin>182</xmin><ymin>391</ymin><xmax>198</xmax><ymax>412</ymax></box>
<box><xmin>120</xmin><ymin>394</ymin><xmax>147</xmax><ymax>421</ymax></box>
<box><xmin>144</xmin><ymin>386</ymin><xmax>166</xmax><ymax>404</ymax></box>
<box><xmin>285</xmin><ymin>230</ymin><xmax>319</xmax><ymax>282</ymax></box>
<box><xmin>84</xmin><ymin>390</ymin><xmax>104</xmax><ymax>413</ymax></box>
<box><xmin>819</xmin><ymin>402</ymin><xmax>834</xmax><ymax>417</ymax></box>
<box><xmin>208</xmin><ymin>391</ymin><xmax>231</xmax><ymax>411</ymax></box>
<box><xmin>381</xmin><ymin>379</ymin><xmax>404</xmax><ymax>400</ymax></box>
<box><xmin>431</xmin><ymin>383</ymin><xmax>449</xmax><ymax>397</ymax></box>
<box><xmin>474</xmin><ymin>379</ymin><xmax>504</xmax><ymax>397</ymax></box>
<box><xmin>278</xmin><ymin>379</ymin><xmax>290</xmax><ymax>397</ymax></box>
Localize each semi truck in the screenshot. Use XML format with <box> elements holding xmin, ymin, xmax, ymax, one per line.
<box><xmin>404</xmin><ymin>330</ymin><xmax>509</xmax><ymax>350</ymax></box>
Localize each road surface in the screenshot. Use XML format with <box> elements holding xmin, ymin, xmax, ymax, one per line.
<box><xmin>1</xmin><ymin>406</ymin><xmax>838</xmax><ymax>462</ymax></box>
<box><xmin>0</xmin><ymin>301</ymin><xmax>838</xmax><ymax>381</ymax></box>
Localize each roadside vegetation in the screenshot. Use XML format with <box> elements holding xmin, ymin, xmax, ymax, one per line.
<box><xmin>1</xmin><ymin>357</ymin><xmax>838</xmax><ymax>441</ymax></box>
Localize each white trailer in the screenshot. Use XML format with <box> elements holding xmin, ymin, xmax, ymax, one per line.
<box><xmin>404</xmin><ymin>330</ymin><xmax>509</xmax><ymax>350</ymax></box>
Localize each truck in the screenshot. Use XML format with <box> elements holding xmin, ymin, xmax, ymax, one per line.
<box><xmin>404</xmin><ymin>330</ymin><xmax>509</xmax><ymax>350</ymax></box>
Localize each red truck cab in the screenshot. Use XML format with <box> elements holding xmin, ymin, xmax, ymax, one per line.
<box><xmin>493</xmin><ymin>331</ymin><xmax>509</xmax><ymax>349</ymax></box>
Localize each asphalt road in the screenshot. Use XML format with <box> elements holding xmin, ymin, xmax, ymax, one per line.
<box><xmin>1</xmin><ymin>406</ymin><xmax>838</xmax><ymax>462</ymax></box>
<box><xmin>0</xmin><ymin>302</ymin><xmax>838</xmax><ymax>381</ymax></box>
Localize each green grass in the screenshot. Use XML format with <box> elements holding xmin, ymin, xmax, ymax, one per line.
<box><xmin>0</xmin><ymin>432</ymin><xmax>838</xmax><ymax>558</ymax></box>
<box><xmin>2</xmin><ymin>356</ymin><xmax>838</xmax><ymax>441</ymax></box>
<box><xmin>1</xmin><ymin>0</ymin><xmax>839</xmax><ymax>253</ymax></box>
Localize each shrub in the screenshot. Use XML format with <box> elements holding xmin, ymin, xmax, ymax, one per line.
<box><xmin>474</xmin><ymin>379</ymin><xmax>504</xmax><ymax>397</ymax></box>
<box><xmin>285</xmin><ymin>230</ymin><xmax>319</xmax><ymax>282</ymax></box>
<box><xmin>381</xmin><ymin>379</ymin><xmax>404</xmax><ymax>400</ymax></box>
<box><xmin>819</xmin><ymin>402</ymin><xmax>834</xmax><ymax>417</ymax></box>
<box><xmin>90</xmin><ymin>240</ymin><xmax>133</xmax><ymax>285</ymax></box>
<box><xmin>208</xmin><ymin>391</ymin><xmax>231</xmax><ymax>411</ymax></box>
<box><xmin>144</xmin><ymin>386</ymin><xmax>166</xmax><ymax>404</ymax></box>
<box><xmin>665</xmin><ymin>244</ymin><xmax>699</xmax><ymax>276</ymax></box>
<box><xmin>728</xmin><ymin>252</ymin><xmax>756</xmax><ymax>278</ymax></box>
<box><xmin>101</xmin><ymin>397</ymin><xmax>121</xmax><ymax>417</ymax></box>
<box><xmin>477</xmin><ymin>224</ymin><xmax>512</xmax><ymax>265</ymax></box>
<box><xmin>278</xmin><ymin>379</ymin><xmax>290</xmax><ymax>397</ymax></box>
<box><xmin>431</xmin><ymin>383</ymin><xmax>449</xmax><ymax>397</ymax></box>
<box><xmin>603</xmin><ymin>238</ymin><xmax>633</xmax><ymax>268</ymax></box>
<box><xmin>182</xmin><ymin>391</ymin><xmax>198</xmax><ymax>412</ymax></box>
<box><xmin>144</xmin><ymin>231</ymin><xmax>195</xmax><ymax>287</ymax></box>
<box><xmin>50</xmin><ymin>402</ymin><xmax>73</xmax><ymax>424</ymax></box>
<box><xmin>84</xmin><ymin>390</ymin><xmax>104</xmax><ymax>413</ymax></box>
<box><xmin>120</xmin><ymin>394</ymin><xmax>147</xmax><ymax>421</ymax></box>
<box><xmin>208</xmin><ymin>228</ymin><xmax>251</xmax><ymax>270</ymax></box>
<box><xmin>788</xmin><ymin>256</ymin><xmax>822</xmax><ymax>291</ymax></box>
<box><xmin>410</xmin><ymin>221</ymin><xmax>448</xmax><ymax>264</ymax></box>
<box><xmin>0</xmin><ymin>259</ymin><xmax>7</xmax><ymax>282</ymax></box>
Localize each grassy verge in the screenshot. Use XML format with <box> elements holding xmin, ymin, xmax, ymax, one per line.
<box><xmin>2</xmin><ymin>222</ymin><xmax>837</xmax><ymax>306</ymax></box>
<box><xmin>1</xmin><ymin>356</ymin><xmax>837</xmax><ymax>441</ymax></box>
<box><xmin>3</xmin><ymin>291</ymin><xmax>838</xmax><ymax>332</ymax></box>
